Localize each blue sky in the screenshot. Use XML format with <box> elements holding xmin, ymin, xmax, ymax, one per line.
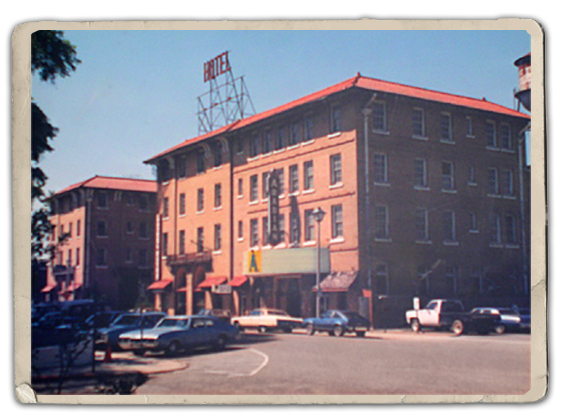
<box><xmin>32</xmin><ymin>30</ymin><xmax>530</xmax><ymax>193</ymax></box>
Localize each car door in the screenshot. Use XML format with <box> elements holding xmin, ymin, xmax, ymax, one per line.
<box><xmin>189</xmin><ymin>318</ymin><xmax>207</xmax><ymax>347</ymax></box>
<box><xmin>418</xmin><ymin>301</ymin><xmax>440</xmax><ymax>326</ymax></box>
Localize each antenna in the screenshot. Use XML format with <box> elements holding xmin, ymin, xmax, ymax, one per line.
<box><xmin>197</xmin><ymin>51</ymin><xmax>256</xmax><ymax>135</ymax></box>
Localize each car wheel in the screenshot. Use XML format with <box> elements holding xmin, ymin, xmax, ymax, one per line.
<box><xmin>258</xmin><ymin>326</ymin><xmax>267</xmax><ymax>334</ymax></box>
<box><xmin>214</xmin><ymin>335</ymin><xmax>227</xmax><ymax>351</ymax></box>
<box><xmin>283</xmin><ymin>327</ymin><xmax>292</xmax><ymax>334</ymax></box>
<box><xmin>451</xmin><ymin>320</ymin><xmax>465</xmax><ymax>336</ymax></box>
<box><xmin>306</xmin><ymin>324</ymin><xmax>315</xmax><ymax>336</ymax></box>
<box><xmin>356</xmin><ymin>331</ymin><xmax>366</xmax><ymax>338</ymax></box>
<box><xmin>410</xmin><ymin>319</ymin><xmax>421</xmax><ymax>333</ymax></box>
<box><xmin>133</xmin><ymin>349</ymin><xmax>146</xmax><ymax>357</ymax></box>
<box><xmin>333</xmin><ymin>325</ymin><xmax>344</xmax><ymax>337</ymax></box>
<box><xmin>166</xmin><ymin>340</ymin><xmax>181</xmax><ymax>357</ymax></box>
<box><xmin>495</xmin><ymin>324</ymin><xmax>506</xmax><ymax>335</ymax></box>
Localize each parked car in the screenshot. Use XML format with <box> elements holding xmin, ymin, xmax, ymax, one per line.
<box><xmin>304</xmin><ymin>310</ymin><xmax>371</xmax><ymax>337</ymax></box>
<box><xmin>231</xmin><ymin>308</ymin><xmax>304</xmax><ymax>333</ymax></box>
<box><xmin>470</xmin><ymin>307</ymin><xmax>531</xmax><ymax>334</ymax></box>
<box><xmin>197</xmin><ymin>309</ymin><xmax>232</xmax><ymax>324</ymax></box>
<box><xmin>96</xmin><ymin>311</ymin><xmax>166</xmax><ymax>351</ymax></box>
<box><xmin>85</xmin><ymin>310</ymin><xmax>125</xmax><ymax>330</ymax></box>
<box><xmin>118</xmin><ymin>315</ymin><xmax>239</xmax><ymax>357</ymax></box>
<box><xmin>405</xmin><ymin>299</ymin><xmax>500</xmax><ymax>335</ymax></box>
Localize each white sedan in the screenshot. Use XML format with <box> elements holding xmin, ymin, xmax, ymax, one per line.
<box><xmin>231</xmin><ymin>308</ymin><xmax>304</xmax><ymax>333</ymax></box>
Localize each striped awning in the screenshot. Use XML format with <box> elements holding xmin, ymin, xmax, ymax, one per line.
<box><xmin>148</xmin><ymin>278</ymin><xmax>173</xmax><ymax>291</ymax></box>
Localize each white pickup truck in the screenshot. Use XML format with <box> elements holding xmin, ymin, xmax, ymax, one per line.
<box><xmin>405</xmin><ymin>299</ymin><xmax>499</xmax><ymax>335</ymax></box>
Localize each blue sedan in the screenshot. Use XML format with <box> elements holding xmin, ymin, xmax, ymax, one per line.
<box><xmin>304</xmin><ymin>310</ymin><xmax>371</xmax><ymax>337</ymax></box>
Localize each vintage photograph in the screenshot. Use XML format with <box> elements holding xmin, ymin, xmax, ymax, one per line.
<box><xmin>18</xmin><ymin>21</ymin><xmax>543</xmax><ymax>402</ymax></box>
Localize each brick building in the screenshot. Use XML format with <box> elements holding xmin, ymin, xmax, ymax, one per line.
<box><xmin>145</xmin><ymin>74</ymin><xmax>530</xmax><ymax>325</ymax></box>
<box><xmin>43</xmin><ymin>176</ymin><xmax>157</xmax><ymax>309</ymax></box>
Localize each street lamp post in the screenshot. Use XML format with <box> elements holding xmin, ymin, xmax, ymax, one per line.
<box><xmin>313</xmin><ymin>207</ymin><xmax>326</xmax><ymax>318</ymax></box>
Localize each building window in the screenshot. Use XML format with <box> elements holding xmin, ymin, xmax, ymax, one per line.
<box><xmin>275</xmin><ymin>168</ymin><xmax>285</xmax><ymax>195</ymax></box>
<box><xmin>505</xmin><ymin>215</ymin><xmax>517</xmax><ymax>244</ymax></box>
<box><xmin>214</xmin><ymin>224</ymin><xmax>222</xmax><ymax>250</ymax></box>
<box><xmin>417</xmin><ymin>266</ymin><xmax>431</xmax><ymax>295</ymax></box>
<box><xmin>468</xmin><ymin>165</ymin><xmax>476</xmax><ymax>184</ymax></box>
<box><xmin>76</xmin><ymin>220</ymin><xmax>81</xmax><ymax>237</ymax></box>
<box><xmin>415</xmin><ymin>208</ymin><xmax>429</xmax><ymax>241</ymax></box>
<box><xmin>96</xmin><ymin>220</ymin><xmax>108</xmax><ymax>237</ymax></box>
<box><xmin>126</xmin><ymin>221</ymin><xmax>134</xmax><ymax>234</ymax></box>
<box><xmin>466</xmin><ymin>116</ymin><xmax>474</xmax><ymax>137</ymax></box>
<box><xmin>236</xmin><ymin>137</ymin><xmax>244</xmax><ymax>154</ymax></box>
<box><xmin>163</xmin><ymin>197</ymin><xmax>169</xmax><ymax>218</ymax></box>
<box><xmin>330</xmin><ymin>154</ymin><xmax>342</xmax><ymax>185</ymax></box>
<box><xmin>213</xmin><ymin>141</ymin><xmax>223</xmax><ymax>167</ymax></box>
<box><xmin>374</xmin><ymin>153</ymin><xmax>388</xmax><ymax>184</ymax></box>
<box><xmin>288</xmin><ymin>122</ymin><xmax>299</xmax><ymax>146</ymax></box>
<box><xmin>238</xmin><ymin>221</ymin><xmax>243</xmax><ymax>240</ymax></box>
<box><xmin>412</xmin><ymin>108</ymin><xmax>425</xmax><ymax>138</ymax></box>
<box><xmin>304</xmin><ymin>115</ymin><xmax>314</xmax><ymax>141</ymax></box>
<box><xmin>237</xmin><ymin>178</ymin><xmax>243</xmax><ymax>197</ymax></box>
<box><xmin>262</xmin><ymin>130</ymin><xmax>272</xmax><ymax>154</ymax></box>
<box><xmin>250</xmin><ymin>175</ymin><xmax>259</xmax><ymax>201</ymax></box>
<box><xmin>376</xmin><ymin>264</ymin><xmax>389</xmax><ymax>294</ymax></box>
<box><xmin>126</xmin><ymin>193</ymin><xmax>136</xmax><ymax>206</ymax></box>
<box><xmin>490</xmin><ymin>213</ymin><xmax>501</xmax><ymax>244</ymax></box>
<box><xmin>178</xmin><ymin>157</ymin><xmax>187</xmax><ymax>178</ymax></box>
<box><xmin>503</xmin><ymin>170</ymin><xmax>514</xmax><ymax>197</ymax></box>
<box><xmin>250</xmin><ymin>219</ymin><xmax>259</xmax><ymax>247</ymax></box>
<box><xmin>331</xmin><ymin>205</ymin><xmax>343</xmax><ymax>239</ymax></box>
<box><xmin>126</xmin><ymin>248</ymin><xmax>133</xmax><ymax>263</ymax></box>
<box><xmin>501</xmin><ymin>124</ymin><xmax>512</xmax><ymax>150</ymax></box>
<box><xmin>250</xmin><ymin>133</ymin><xmax>260</xmax><ymax>157</ymax></box>
<box><xmin>274</xmin><ymin>126</ymin><xmax>286</xmax><ymax>150</ymax></box>
<box><xmin>197</xmin><ymin>188</ymin><xmax>204</xmax><ymax>212</ymax></box>
<box><xmin>488</xmin><ymin>168</ymin><xmax>499</xmax><ymax>195</ymax></box>
<box><xmin>304</xmin><ymin>209</ymin><xmax>315</xmax><ymax>241</ymax></box>
<box><xmin>196</xmin><ymin>227</ymin><xmax>204</xmax><ymax>253</ymax></box>
<box><xmin>262</xmin><ymin>172</ymin><xmax>270</xmax><ymax>199</ymax></box>
<box><xmin>96</xmin><ymin>248</ymin><xmax>107</xmax><ymax>267</ymax></box>
<box><xmin>372</xmin><ymin>102</ymin><xmax>387</xmax><ymax>132</ymax></box>
<box><xmin>375</xmin><ymin>205</ymin><xmax>389</xmax><ymax>240</ymax></box>
<box><xmin>179</xmin><ymin>193</ymin><xmax>186</xmax><ymax>215</ymax></box>
<box><xmin>262</xmin><ymin>216</ymin><xmax>269</xmax><ymax>246</ymax></box>
<box><xmin>443</xmin><ymin>210</ymin><xmax>456</xmax><ymax>242</ymax></box>
<box><xmin>446</xmin><ymin>266</ymin><xmax>457</xmax><ymax>295</ymax></box>
<box><xmin>97</xmin><ymin>191</ymin><xmax>108</xmax><ymax>209</ymax></box>
<box><xmin>290</xmin><ymin>211</ymin><xmax>301</xmax><ymax>245</ymax></box>
<box><xmin>330</xmin><ymin>105</ymin><xmax>341</xmax><ymax>133</ymax></box>
<box><xmin>76</xmin><ymin>248</ymin><xmax>80</xmax><ymax>266</ymax></box>
<box><xmin>304</xmin><ymin>161</ymin><xmax>314</xmax><ymax>190</ymax></box>
<box><xmin>162</xmin><ymin>232</ymin><xmax>168</xmax><ymax>255</ymax></box>
<box><xmin>289</xmin><ymin>164</ymin><xmax>299</xmax><ymax>193</ymax></box>
<box><xmin>470</xmin><ymin>213</ymin><xmax>478</xmax><ymax>232</ymax></box>
<box><xmin>197</xmin><ymin>149</ymin><xmax>206</xmax><ymax>174</ymax></box>
<box><xmin>137</xmin><ymin>249</ymin><xmax>147</xmax><ymax>267</ymax></box>
<box><xmin>414</xmin><ymin>158</ymin><xmax>427</xmax><ymax>187</ymax></box>
<box><xmin>68</xmin><ymin>222</ymin><xmax>72</xmax><ymax>238</ymax></box>
<box><xmin>486</xmin><ymin>121</ymin><xmax>497</xmax><ymax>148</ymax></box>
<box><xmin>179</xmin><ymin>230</ymin><xmax>186</xmax><ymax>254</ymax></box>
<box><xmin>442</xmin><ymin>162</ymin><xmax>455</xmax><ymax>191</ymax></box>
<box><xmin>214</xmin><ymin>183</ymin><xmax>222</xmax><ymax>208</ymax></box>
<box><xmin>139</xmin><ymin>195</ymin><xmax>149</xmax><ymax>211</ymax></box>
<box><xmin>139</xmin><ymin>222</ymin><xmax>149</xmax><ymax>239</ymax></box>
<box><xmin>440</xmin><ymin>113</ymin><xmax>452</xmax><ymax>142</ymax></box>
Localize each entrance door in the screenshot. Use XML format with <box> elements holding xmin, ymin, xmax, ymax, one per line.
<box><xmin>286</xmin><ymin>278</ymin><xmax>301</xmax><ymax>317</ymax></box>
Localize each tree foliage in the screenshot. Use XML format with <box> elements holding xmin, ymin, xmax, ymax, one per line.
<box><xmin>31</xmin><ymin>31</ymin><xmax>79</xmax><ymax>264</ymax></box>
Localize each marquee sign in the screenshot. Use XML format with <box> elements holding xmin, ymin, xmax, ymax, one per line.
<box><xmin>204</xmin><ymin>51</ymin><xmax>231</xmax><ymax>83</ymax></box>
<box><xmin>268</xmin><ymin>170</ymin><xmax>280</xmax><ymax>246</ymax></box>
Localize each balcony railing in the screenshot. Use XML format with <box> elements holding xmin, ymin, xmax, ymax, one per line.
<box><xmin>166</xmin><ymin>250</ymin><xmax>212</xmax><ymax>266</ymax></box>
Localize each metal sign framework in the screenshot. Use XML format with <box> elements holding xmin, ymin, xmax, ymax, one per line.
<box><xmin>197</xmin><ymin>52</ymin><xmax>256</xmax><ymax>135</ymax></box>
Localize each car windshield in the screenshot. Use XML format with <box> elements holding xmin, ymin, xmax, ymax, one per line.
<box><xmin>249</xmin><ymin>310</ymin><xmax>262</xmax><ymax>316</ymax></box>
<box><xmin>112</xmin><ymin>315</ymin><xmax>140</xmax><ymax>326</ymax></box>
<box><xmin>157</xmin><ymin>318</ymin><xmax>189</xmax><ymax>328</ymax></box>
<box><xmin>341</xmin><ymin>311</ymin><xmax>367</xmax><ymax>321</ymax></box>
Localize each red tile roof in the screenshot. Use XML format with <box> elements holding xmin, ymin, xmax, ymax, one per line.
<box><xmin>55</xmin><ymin>175</ymin><xmax>157</xmax><ymax>197</ymax></box>
<box><xmin>145</xmin><ymin>74</ymin><xmax>530</xmax><ymax>163</ymax></box>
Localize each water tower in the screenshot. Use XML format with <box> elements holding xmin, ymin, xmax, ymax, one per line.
<box><xmin>514</xmin><ymin>53</ymin><xmax>531</xmax><ymax>112</ymax></box>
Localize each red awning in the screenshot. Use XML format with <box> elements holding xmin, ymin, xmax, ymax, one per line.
<box><xmin>196</xmin><ymin>276</ymin><xmax>227</xmax><ymax>290</ymax></box>
<box><xmin>176</xmin><ymin>286</ymin><xmax>188</xmax><ymax>293</ymax></box>
<box><xmin>148</xmin><ymin>278</ymin><xmax>173</xmax><ymax>291</ymax></box>
<box><xmin>314</xmin><ymin>271</ymin><xmax>359</xmax><ymax>293</ymax></box>
<box><xmin>228</xmin><ymin>276</ymin><xmax>248</xmax><ymax>287</ymax></box>
<box><xmin>41</xmin><ymin>283</ymin><xmax>57</xmax><ymax>293</ymax></box>
<box><xmin>67</xmin><ymin>283</ymin><xmax>81</xmax><ymax>292</ymax></box>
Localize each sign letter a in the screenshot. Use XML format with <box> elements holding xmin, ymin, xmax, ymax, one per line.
<box><xmin>249</xmin><ymin>252</ymin><xmax>259</xmax><ymax>273</ymax></box>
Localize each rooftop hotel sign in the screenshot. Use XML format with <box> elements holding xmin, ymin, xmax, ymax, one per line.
<box><xmin>204</xmin><ymin>51</ymin><xmax>231</xmax><ymax>82</ymax></box>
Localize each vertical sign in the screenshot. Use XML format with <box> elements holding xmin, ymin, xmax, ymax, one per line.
<box><xmin>268</xmin><ymin>170</ymin><xmax>280</xmax><ymax>246</ymax></box>
<box><xmin>154</xmin><ymin>215</ymin><xmax>162</xmax><ymax>281</ymax></box>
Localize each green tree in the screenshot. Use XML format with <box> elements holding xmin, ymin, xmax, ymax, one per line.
<box><xmin>31</xmin><ymin>31</ymin><xmax>80</xmax><ymax>263</ymax></box>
